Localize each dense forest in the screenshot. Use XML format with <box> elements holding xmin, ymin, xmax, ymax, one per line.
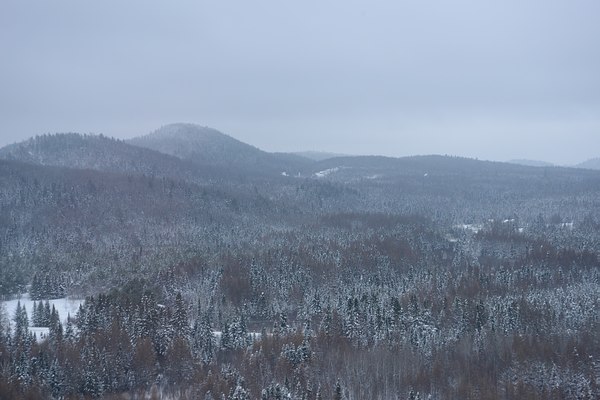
<box><xmin>1</xmin><ymin>125</ymin><xmax>599</xmax><ymax>399</ymax></box>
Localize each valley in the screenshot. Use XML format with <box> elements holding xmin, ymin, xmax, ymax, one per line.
<box><xmin>0</xmin><ymin>124</ymin><xmax>599</xmax><ymax>399</ymax></box>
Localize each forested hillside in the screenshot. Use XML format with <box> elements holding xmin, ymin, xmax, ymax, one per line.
<box><xmin>128</xmin><ymin>123</ymin><xmax>311</xmax><ymax>177</ymax></box>
<box><xmin>1</xmin><ymin>128</ymin><xmax>599</xmax><ymax>399</ymax></box>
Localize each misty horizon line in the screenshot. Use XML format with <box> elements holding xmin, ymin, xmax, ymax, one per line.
<box><xmin>1</xmin><ymin>123</ymin><xmax>596</xmax><ymax>168</ymax></box>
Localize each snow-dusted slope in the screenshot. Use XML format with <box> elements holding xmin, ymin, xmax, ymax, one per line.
<box><xmin>128</xmin><ymin>123</ymin><xmax>312</xmax><ymax>176</ymax></box>
<box><xmin>0</xmin><ymin>132</ymin><xmax>205</xmax><ymax>183</ymax></box>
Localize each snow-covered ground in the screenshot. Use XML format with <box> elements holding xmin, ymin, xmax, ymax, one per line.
<box><xmin>455</xmin><ymin>223</ymin><xmax>483</xmax><ymax>233</ymax></box>
<box><xmin>29</xmin><ymin>327</ymin><xmax>50</xmax><ymax>340</ymax></box>
<box><xmin>365</xmin><ymin>174</ymin><xmax>382</xmax><ymax>180</ymax></box>
<box><xmin>2</xmin><ymin>293</ymin><xmax>84</xmax><ymax>329</ymax></box>
<box><xmin>212</xmin><ymin>331</ymin><xmax>263</xmax><ymax>340</ymax></box>
<box><xmin>560</xmin><ymin>222</ymin><xmax>574</xmax><ymax>230</ymax></box>
<box><xmin>314</xmin><ymin>167</ymin><xmax>340</xmax><ymax>178</ymax></box>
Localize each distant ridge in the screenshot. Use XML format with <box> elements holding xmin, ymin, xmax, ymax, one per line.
<box><xmin>5</xmin><ymin>124</ymin><xmax>596</xmax><ymax>183</ymax></box>
<box><xmin>128</xmin><ymin>123</ymin><xmax>311</xmax><ymax>176</ymax></box>
<box><xmin>576</xmin><ymin>158</ymin><xmax>600</xmax><ymax>170</ymax></box>
<box><xmin>508</xmin><ymin>159</ymin><xmax>554</xmax><ymax>167</ymax></box>
<box><xmin>0</xmin><ymin>132</ymin><xmax>205</xmax><ymax>182</ymax></box>
<box><xmin>129</xmin><ymin>123</ymin><xmax>260</xmax><ymax>163</ymax></box>
<box><xmin>293</xmin><ymin>151</ymin><xmax>350</xmax><ymax>161</ymax></box>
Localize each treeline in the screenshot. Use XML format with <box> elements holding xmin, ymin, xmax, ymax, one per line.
<box><xmin>30</xmin><ymin>272</ymin><xmax>66</xmax><ymax>300</ymax></box>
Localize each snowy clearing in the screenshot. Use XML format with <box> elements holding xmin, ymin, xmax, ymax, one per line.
<box><xmin>314</xmin><ymin>167</ymin><xmax>340</xmax><ymax>178</ymax></box>
<box><xmin>2</xmin><ymin>293</ymin><xmax>84</xmax><ymax>329</ymax></box>
<box><xmin>212</xmin><ymin>330</ymin><xmax>263</xmax><ymax>340</ymax></box>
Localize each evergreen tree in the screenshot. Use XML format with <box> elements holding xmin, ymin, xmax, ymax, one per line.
<box><xmin>30</xmin><ymin>273</ymin><xmax>42</xmax><ymax>300</ymax></box>
<box><xmin>137</xmin><ymin>293</ymin><xmax>159</xmax><ymax>339</ymax></box>
<box><xmin>172</xmin><ymin>292</ymin><xmax>190</xmax><ymax>338</ymax></box>
<box><xmin>0</xmin><ymin>303</ymin><xmax>7</xmax><ymax>346</ymax></box>
<box><xmin>315</xmin><ymin>385</ymin><xmax>323</xmax><ymax>400</ymax></box>
<box><xmin>31</xmin><ymin>301</ymin><xmax>39</xmax><ymax>326</ymax></box>
<box><xmin>221</xmin><ymin>312</ymin><xmax>250</xmax><ymax>350</ymax></box>
<box><xmin>233</xmin><ymin>312</ymin><xmax>250</xmax><ymax>348</ymax></box>
<box><xmin>230</xmin><ymin>379</ymin><xmax>251</xmax><ymax>400</ymax></box>
<box><xmin>220</xmin><ymin>320</ymin><xmax>232</xmax><ymax>350</ymax></box>
<box><xmin>64</xmin><ymin>314</ymin><xmax>76</xmax><ymax>343</ymax></box>
<box><xmin>152</xmin><ymin>305</ymin><xmax>173</xmax><ymax>357</ymax></box>
<box><xmin>82</xmin><ymin>360</ymin><xmax>104</xmax><ymax>398</ymax></box>
<box><xmin>192</xmin><ymin>311</ymin><xmax>215</xmax><ymax>364</ymax></box>
<box><xmin>14</xmin><ymin>350</ymin><xmax>32</xmax><ymax>387</ymax></box>
<box><xmin>334</xmin><ymin>380</ymin><xmax>344</xmax><ymax>400</ymax></box>
<box><xmin>49</xmin><ymin>305</ymin><xmax>63</xmax><ymax>343</ymax></box>
<box><xmin>13</xmin><ymin>301</ymin><xmax>30</xmax><ymax>346</ymax></box>
<box><xmin>48</xmin><ymin>359</ymin><xmax>65</xmax><ymax>399</ymax></box>
<box><xmin>273</xmin><ymin>312</ymin><xmax>288</xmax><ymax>337</ymax></box>
<box><xmin>261</xmin><ymin>383</ymin><xmax>290</xmax><ymax>400</ymax></box>
<box><xmin>43</xmin><ymin>300</ymin><xmax>51</xmax><ymax>327</ymax></box>
<box><xmin>321</xmin><ymin>307</ymin><xmax>333</xmax><ymax>336</ymax></box>
<box><xmin>475</xmin><ymin>299</ymin><xmax>488</xmax><ymax>332</ymax></box>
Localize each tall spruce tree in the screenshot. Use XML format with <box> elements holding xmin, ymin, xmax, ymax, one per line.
<box><xmin>172</xmin><ymin>292</ymin><xmax>190</xmax><ymax>338</ymax></box>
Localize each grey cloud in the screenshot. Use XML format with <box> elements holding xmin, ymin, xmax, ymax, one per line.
<box><xmin>1</xmin><ymin>0</ymin><xmax>599</xmax><ymax>165</ymax></box>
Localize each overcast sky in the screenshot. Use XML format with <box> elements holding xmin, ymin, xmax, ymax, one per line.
<box><xmin>1</xmin><ymin>0</ymin><xmax>599</xmax><ymax>164</ymax></box>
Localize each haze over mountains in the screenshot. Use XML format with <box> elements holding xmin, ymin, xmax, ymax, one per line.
<box><xmin>508</xmin><ymin>159</ymin><xmax>555</xmax><ymax>168</ymax></box>
<box><xmin>508</xmin><ymin>158</ymin><xmax>600</xmax><ymax>170</ymax></box>
<box><xmin>128</xmin><ymin>123</ymin><xmax>311</xmax><ymax>177</ymax></box>
<box><xmin>3</xmin><ymin>123</ymin><xmax>600</xmax><ymax>178</ymax></box>
<box><xmin>0</xmin><ymin>132</ymin><xmax>208</xmax><ymax>183</ymax></box>
<box><xmin>576</xmin><ymin>157</ymin><xmax>600</xmax><ymax>170</ymax></box>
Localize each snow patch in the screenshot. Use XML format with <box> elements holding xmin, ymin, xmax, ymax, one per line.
<box><xmin>2</xmin><ymin>293</ymin><xmax>84</xmax><ymax>329</ymax></box>
<box><xmin>314</xmin><ymin>167</ymin><xmax>340</xmax><ymax>178</ymax></box>
<box><xmin>212</xmin><ymin>331</ymin><xmax>263</xmax><ymax>340</ymax></box>
<box><xmin>29</xmin><ymin>327</ymin><xmax>50</xmax><ymax>340</ymax></box>
<box><xmin>366</xmin><ymin>174</ymin><xmax>381</xmax><ymax>180</ymax></box>
<box><xmin>455</xmin><ymin>223</ymin><xmax>483</xmax><ymax>233</ymax></box>
<box><xmin>445</xmin><ymin>234</ymin><xmax>458</xmax><ymax>243</ymax></box>
<box><xmin>560</xmin><ymin>222</ymin><xmax>574</xmax><ymax>230</ymax></box>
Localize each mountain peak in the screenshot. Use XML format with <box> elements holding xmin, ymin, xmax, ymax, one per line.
<box><xmin>128</xmin><ymin>123</ymin><xmax>311</xmax><ymax>175</ymax></box>
<box><xmin>145</xmin><ymin>123</ymin><xmax>234</xmax><ymax>141</ymax></box>
<box><xmin>129</xmin><ymin>123</ymin><xmax>261</xmax><ymax>163</ymax></box>
<box><xmin>576</xmin><ymin>157</ymin><xmax>600</xmax><ymax>170</ymax></box>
